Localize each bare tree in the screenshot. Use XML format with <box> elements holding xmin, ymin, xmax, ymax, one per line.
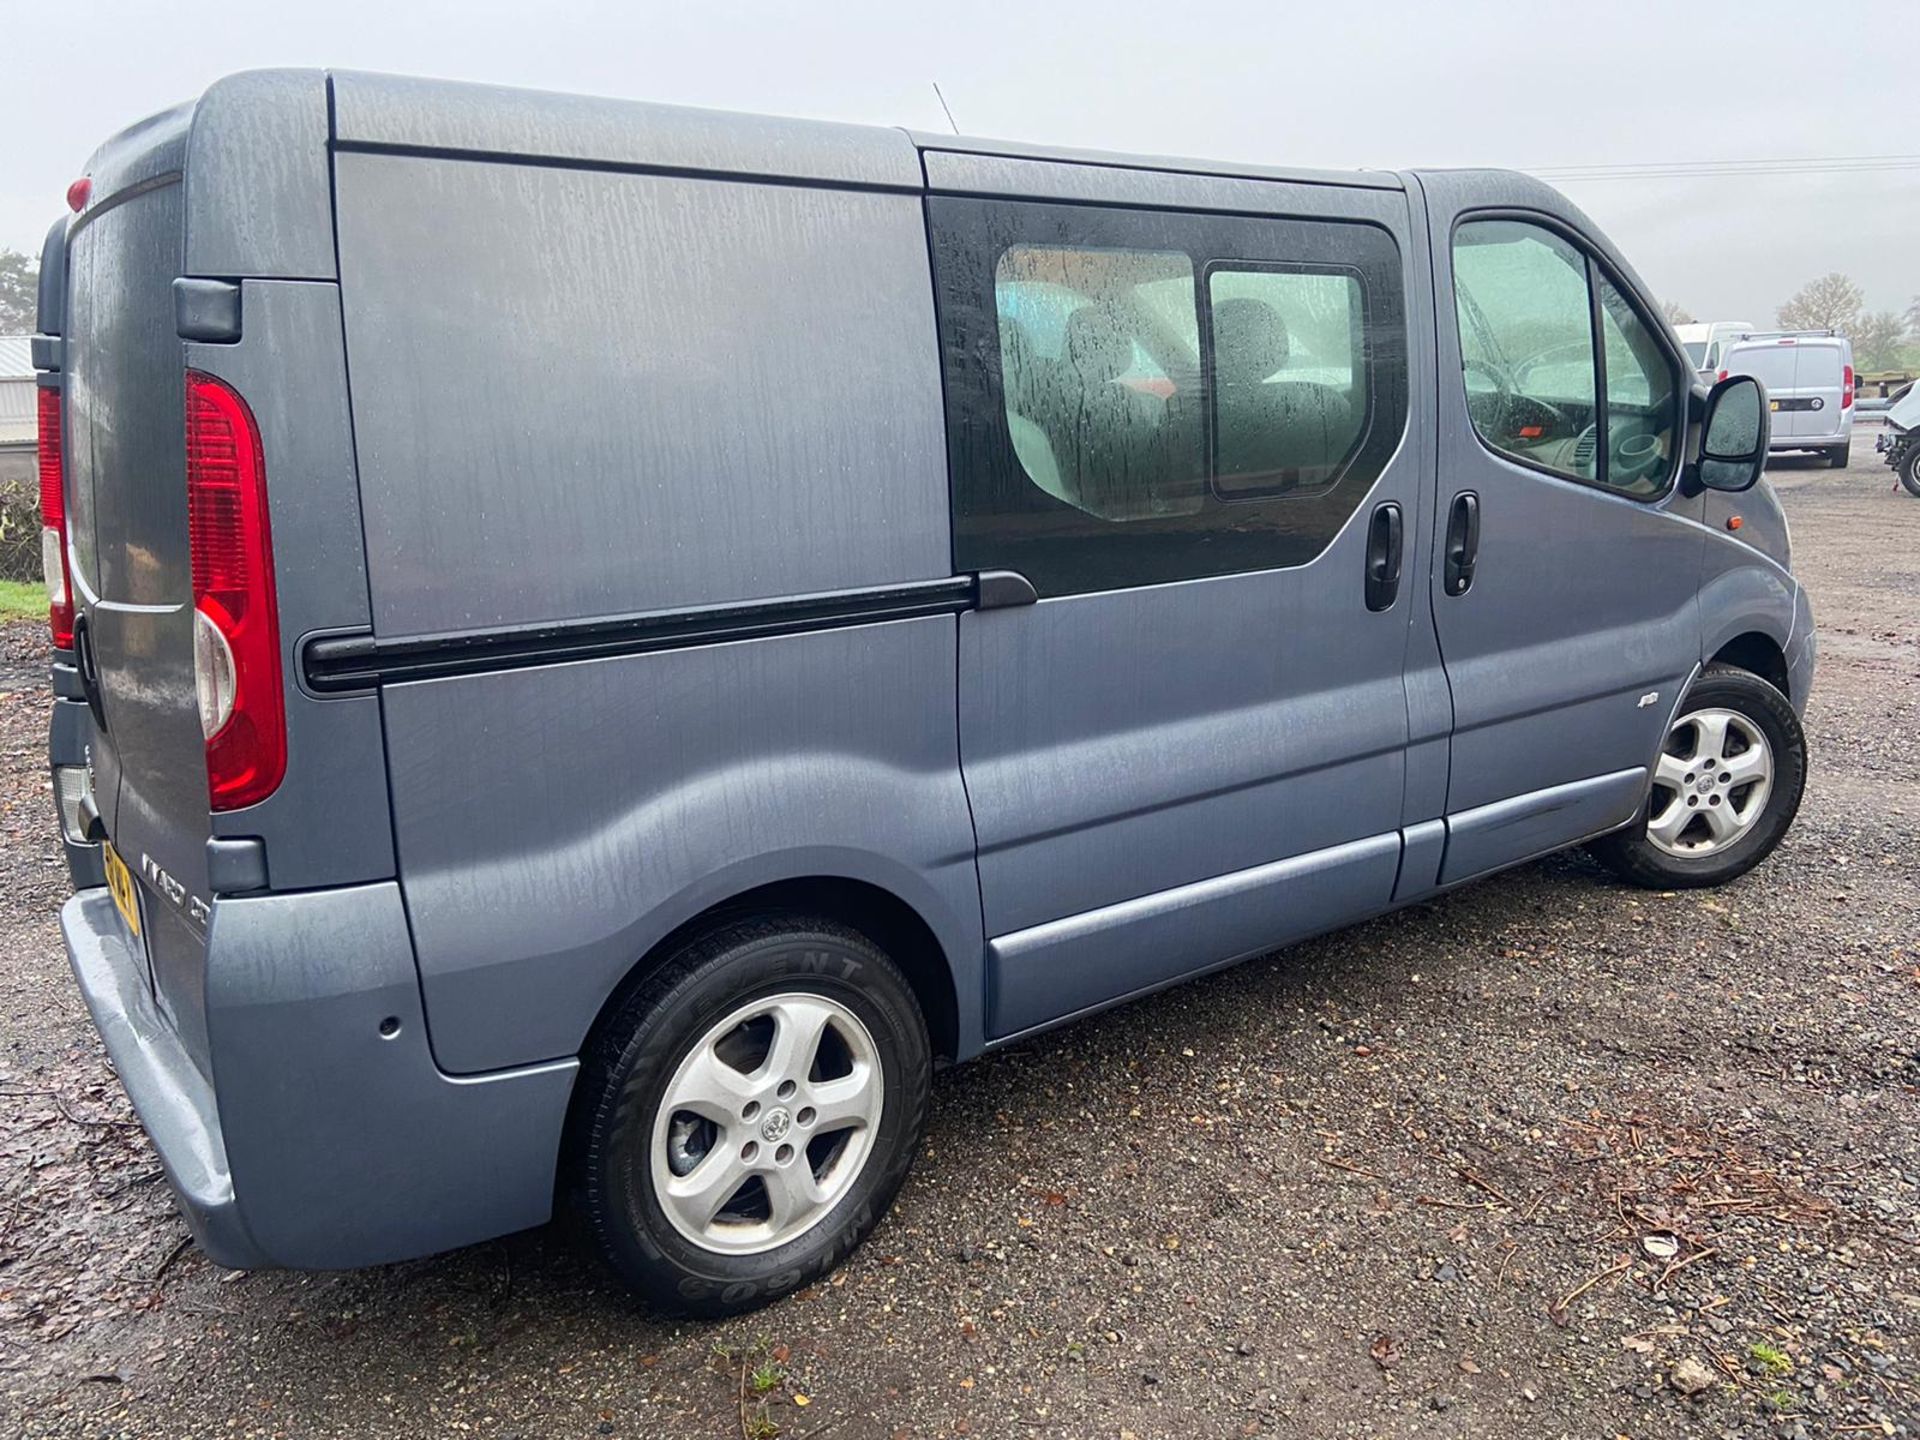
<box><xmin>1907</xmin><ymin>295</ymin><xmax>1920</xmax><ymax>341</ymax></box>
<box><xmin>1853</xmin><ymin>310</ymin><xmax>1907</xmax><ymax>371</ymax></box>
<box><xmin>1659</xmin><ymin>298</ymin><xmax>1695</xmax><ymax>327</ymax></box>
<box><xmin>1776</xmin><ymin>272</ymin><xmax>1863</xmax><ymax>334</ymax></box>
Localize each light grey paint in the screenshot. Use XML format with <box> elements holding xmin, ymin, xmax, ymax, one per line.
<box><xmin>62</xmin><ymin>177</ymin><xmax>210</xmax><ymax>1071</ymax></box>
<box><xmin>1414</xmin><ymin>169</ymin><xmax>1708</xmax><ymax>829</ymax></box>
<box><xmin>913</xmin><ymin>134</ymin><xmax>1399</xmax><ymax>194</ymax></box>
<box><xmin>334</xmin><ymin>152</ymin><xmax>951</xmax><ymax>634</ymax></box>
<box><xmin>62</xmin><ymin>891</ymin><xmax>246</xmax><ymax>1262</ymax></box>
<box><xmin>923</xmin><ymin>149</ymin><xmax>1400</xmax><ymax>216</ymax></box>
<box><xmin>65</xmin><ymin>880</ymin><xmax>577</xmax><ymax>1271</ymax></box>
<box><xmin>1394</xmin><ymin>817</ymin><xmax>1447</xmax><ymax>901</ymax></box>
<box><xmin>962</xmin><ymin>555</ymin><xmax>1415</xmax><ymax>939</ymax></box>
<box><xmin>331</xmin><ymin>70</ymin><xmax>924</xmax><ymax>190</ymax></box>
<box><xmin>204</xmin><ymin>881</ymin><xmax>578</xmax><ymax>1268</ymax></box>
<box><xmin>1393</xmin><ymin>173</ymin><xmax>1453</xmax><ymax>825</ymax></box>
<box><xmin>80</xmin><ymin>101</ymin><xmax>192</xmax><ymax>212</ymax></box>
<box><xmin>182</xmin><ymin>70</ymin><xmax>335</xmax><ymax>280</ymax></box>
<box><xmin>1699</xmin><ymin>478</ymin><xmax>1791</xmax><ymax>578</ymax></box>
<box><xmin>1785</xmin><ymin>587</ymin><xmax>1816</xmax><ymax>717</ymax></box>
<box><xmin>1438</xmin><ymin>767</ymin><xmax>1646</xmax><ymax>887</ymax></box>
<box><xmin>946</xmin><ymin>175</ymin><xmax>1429</xmax><ymax>1039</ymax></box>
<box><xmin>187</xmin><ymin>281</ymin><xmax>393</xmax><ymax>889</ymax></box>
<box><xmin>382</xmin><ymin>618</ymin><xmax>982</xmax><ymax>1074</ymax></box>
<box><xmin>988</xmin><ymin>832</ymin><xmax>1401</xmax><ymax>1036</ymax></box>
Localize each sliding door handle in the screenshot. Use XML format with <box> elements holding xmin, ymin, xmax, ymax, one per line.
<box><xmin>1444</xmin><ymin>491</ymin><xmax>1480</xmax><ymax>597</ymax></box>
<box><xmin>1365</xmin><ymin>501</ymin><xmax>1402</xmax><ymax>612</ymax></box>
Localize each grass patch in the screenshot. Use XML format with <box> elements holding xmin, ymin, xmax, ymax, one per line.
<box><xmin>1749</xmin><ymin>1341</ymin><xmax>1793</xmax><ymax>1376</ymax></box>
<box><xmin>0</xmin><ymin>579</ymin><xmax>44</xmax><ymax>623</ymax></box>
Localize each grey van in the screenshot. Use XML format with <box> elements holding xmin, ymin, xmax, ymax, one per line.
<box><xmin>37</xmin><ymin>71</ymin><xmax>1813</xmax><ymax>1316</ymax></box>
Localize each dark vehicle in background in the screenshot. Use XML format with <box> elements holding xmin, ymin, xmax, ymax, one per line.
<box><xmin>36</xmin><ymin>70</ymin><xmax>1813</xmax><ymax>1316</ymax></box>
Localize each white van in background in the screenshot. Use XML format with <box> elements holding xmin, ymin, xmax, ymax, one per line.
<box><xmin>1675</xmin><ymin>320</ymin><xmax>1758</xmax><ymax>383</ymax></box>
<box><xmin>1719</xmin><ymin>331</ymin><xmax>1854</xmax><ymax>468</ymax></box>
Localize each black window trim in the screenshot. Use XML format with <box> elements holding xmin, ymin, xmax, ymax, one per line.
<box><xmin>1199</xmin><ymin>256</ymin><xmax>1378</xmax><ymax>503</ymax></box>
<box><xmin>1448</xmin><ymin>207</ymin><xmax>1686</xmax><ymax>505</ymax></box>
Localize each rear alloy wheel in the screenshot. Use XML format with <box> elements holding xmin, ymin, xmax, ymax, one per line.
<box><xmin>1589</xmin><ymin>664</ymin><xmax>1806</xmax><ymax>889</ymax></box>
<box><xmin>576</xmin><ymin>916</ymin><xmax>930</xmax><ymax>1315</ymax></box>
<box><xmin>1899</xmin><ymin>443</ymin><xmax>1920</xmax><ymax>497</ymax></box>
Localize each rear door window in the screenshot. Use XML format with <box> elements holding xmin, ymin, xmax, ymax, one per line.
<box><xmin>932</xmin><ymin>197</ymin><xmax>1409</xmax><ymax>598</ymax></box>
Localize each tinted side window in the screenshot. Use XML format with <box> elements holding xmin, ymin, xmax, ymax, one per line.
<box><xmin>1451</xmin><ymin>218</ymin><xmax>1680</xmax><ymax>498</ymax></box>
<box><xmin>994</xmin><ymin>244</ymin><xmax>1204</xmax><ymax>522</ymax></box>
<box><xmin>1210</xmin><ymin>267</ymin><xmax>1370</xmax><ymax>497</ymax></box>
<box><xmin>933</xmin><ymin>198</ymin><xmax>1408</xmax><ymax>598</ymax></box>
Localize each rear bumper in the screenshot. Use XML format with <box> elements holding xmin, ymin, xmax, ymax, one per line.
<box><xmin>62</xmin><ymin>882</ymin><xmax>579</xmax><ymax>1271</ymax></box>
<box><xmin>63</xmin><ymin>889</ymin><xmax>263</xmax><ymax>1267</ymax></box>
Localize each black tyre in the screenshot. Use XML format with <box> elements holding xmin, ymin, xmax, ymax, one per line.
<box><xmin>1827</xmin><ymin>442</ymin><xmax>1849</xmax><ymax>470</ymax></box>
<box><xmin>575</xmin><ymin>914</ymin><xmax>930</xmax><ymax>1316</ymax></box>
<box><xmin>1899</xmin><ymin>443</ymin><xmax>1920</xmax><ymax>497</ymax></box>
<box><xmin>1589</xmin><ymin>663</ymin><xmax>1806</xmax><ymax>890</ymax></box>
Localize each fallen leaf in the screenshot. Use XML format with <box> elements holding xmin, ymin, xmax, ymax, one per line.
<box><xmin>1641</xmin><ymin>1233</ymin><xmax>1680</xmax><ymax>1261</ymax></box>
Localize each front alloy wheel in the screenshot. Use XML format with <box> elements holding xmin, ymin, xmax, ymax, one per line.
<box><xmin>1645</xmin><ymin>708</ymin><xmax>1774</xmax><ymax>858</ymax></box>
<box><xmin>1589</xmin><ymin>663</ymin><xmax>1806</xmax><ymax>889</ymax></box>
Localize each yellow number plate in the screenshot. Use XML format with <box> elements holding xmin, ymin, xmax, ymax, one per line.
<box><xmin>103</xmin><ymin>842</ymin><xmax>141</xmax><ymax>938</ymax></box>
<box><xmin>1769</xmin><ymin>399</ymin><xmax>1780</xmax><ymax>411</ymax></box>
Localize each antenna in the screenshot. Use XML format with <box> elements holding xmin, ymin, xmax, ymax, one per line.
<box><xmin>932</xmin><ymin>82</ymin><xmax>960</xmax><ymax>136</ymax></box>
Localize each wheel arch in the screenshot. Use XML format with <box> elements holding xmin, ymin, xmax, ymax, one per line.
<box><xmin>574</xmin><ymin>868</ymin><xmax>969</xmax><ymax>1078</ymax></box>
<box><xmin>1710</xmin><ymin>631</ymin><xmax>1792</xmax><ymax>702</ymax></box>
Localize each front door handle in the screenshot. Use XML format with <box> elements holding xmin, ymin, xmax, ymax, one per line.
<box><xmin>1444</xmin><ymin>491</ymin><xmax>1480</xmax><ymax>597</ymax></box>
<box><xmin>1365</xmin><ymin>501</ymin><xmax>1402</xmax><ymax>612</ymax></box>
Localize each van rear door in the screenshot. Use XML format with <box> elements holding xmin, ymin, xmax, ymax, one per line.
<box><xmin>63</xmin><ymin>161</ymin><xmax>225</xmax><ymax>1059</ymax></box>
<box><xmin>1729</xmin><ymin>342</ymin><xmax>1802</xmax><ymax>435</ymax></box>
<box><xmin>1789</xmin><ymin>342</ymin><xmax>1845</xmax><ymax>438</ymax></box>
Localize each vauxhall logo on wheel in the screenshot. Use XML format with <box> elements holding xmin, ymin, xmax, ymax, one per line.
<box><xmin>760</xmin><ymin>1109</ymin><xmax>792</xmax><ymax>1143</ymax></box>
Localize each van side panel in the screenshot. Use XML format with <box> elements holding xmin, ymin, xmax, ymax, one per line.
<box><xmin>381</xmin><ymin>619</ymin><xmax>982</xmax><ymax>1074</ymax></box>
<box><xmin>334</xmin><ymin>152</ymin><xmax>974</xmax><ymax>1072</ymax></box>
<box><xmin>333</xmin><ymin>154</ymin><xmax>950</xmax><ymax>633</ymax></box>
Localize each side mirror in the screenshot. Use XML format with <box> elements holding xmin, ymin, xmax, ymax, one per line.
<box><xmin>1696</xmin><ymin>375</ymin><xmax>1768</xmax><ymax>492</ymax></box>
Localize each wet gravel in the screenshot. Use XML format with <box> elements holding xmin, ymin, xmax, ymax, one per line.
<box><xmin>1</xmin><ymin>436</ymin><xmax>1916</xmax><ymax>1438</ymax></box>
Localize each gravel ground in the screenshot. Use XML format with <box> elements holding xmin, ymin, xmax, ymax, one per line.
<box><xmin>2</xmin><ymin>435</ymin><xmax>1916</xmax><ymax>1439</ymax></box>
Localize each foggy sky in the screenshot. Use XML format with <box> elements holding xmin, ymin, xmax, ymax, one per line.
<box><xmin>4</xmin><ymin>0</ymin><xmax>1913</xmax><ymax>325</ymax></box>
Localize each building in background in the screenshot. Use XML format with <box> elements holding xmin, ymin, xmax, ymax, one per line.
<box><xmin>1</xmin><ymin>335</ymin><xmax>41</xmax><ymax>583</ymax></box>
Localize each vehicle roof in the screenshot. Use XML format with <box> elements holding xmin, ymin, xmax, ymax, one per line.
<box><xmin>328</xmin><ymin>70</ymin><xmax>1410</xmax><ymax>192</ymax></box>
<box><xmin>1725</xmin><ymin>333</ymin><xmax>1851</xmax><ymax>351</ymax></box>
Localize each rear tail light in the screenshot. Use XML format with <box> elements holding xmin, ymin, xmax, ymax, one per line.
<box><xmin>1842</xmin><ymin>365</ymin><xmax>1853</xmax><ymax>408</ymax></box>
<box><xmin>1716</xmin><ymin>370</ymin><xmax>1728</xmax><ymax>383</ymax></box>
<box><xmin>37</xmin><ymin>386</ymin><xmax>73</xmax><ymax>648</ymax></box>
<box><xmin>185</xmin><ymin>371</ymin><xmax>285</xmax><ymax>810</ymax></box>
